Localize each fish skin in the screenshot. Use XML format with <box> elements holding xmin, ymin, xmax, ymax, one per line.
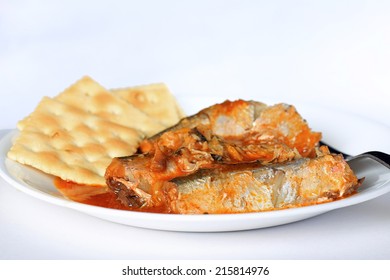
<box><xmin>105</xmin><ymin>100</ymin><xmax>322</xmax><ymax>209</ymax></box>
<box><xmin>166</xmin><ymin>153</ymin><xmax>360</xmax><ymax>214</ymax></box>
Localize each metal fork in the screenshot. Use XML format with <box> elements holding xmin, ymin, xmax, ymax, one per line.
<box><xmin>320</xmin><ymin>141</ymin><xmax>390</xmax><ymax>170</ymax></box>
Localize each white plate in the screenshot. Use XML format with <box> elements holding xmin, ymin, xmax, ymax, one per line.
<box><xmin>1</xmin><ymin>100</ymin><xmax>390</xmax><ymax>232</ymax></box>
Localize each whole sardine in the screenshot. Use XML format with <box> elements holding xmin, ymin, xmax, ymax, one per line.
<box><xmin>139</xmin><ymin>100</ymin><xmax>321</xmax><ymax>157</ymax></box>
<box><xmin>165</xmin><ymin>152</ymin><xmax>361</xmax><ymax>214</ymax></box>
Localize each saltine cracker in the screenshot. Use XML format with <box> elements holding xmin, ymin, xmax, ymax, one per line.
<box><xmin>8</xmin><ymin>97</ymin><xmax>143</xmax><ymax>186</ymax></box>
<box><xmin>55</xmin><ymin>76</ymin><xmax>165</xmax><ymax>137</ymax></box>
<box><xmin>112</xmin><ymin>83</ymin><xmax>185</xmax><ymax>127</ymax></box>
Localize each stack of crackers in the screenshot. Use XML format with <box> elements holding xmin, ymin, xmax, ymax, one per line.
<box><xmin>7</xmin><ymin>76</ymin><xmax>184</xmax><ymax>186</ymax></box>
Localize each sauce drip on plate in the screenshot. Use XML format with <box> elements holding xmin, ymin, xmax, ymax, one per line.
<box><xmin>53</xmin><ymin>178</ymin><xmax>170</xmax><ymax>213</ymax></box>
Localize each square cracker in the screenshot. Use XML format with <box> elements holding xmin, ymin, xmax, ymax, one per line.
<box><xmin>8</xmin><ymin>97</ymin><xmax>143</xmax><ymax>186</ymax></box>
<box><xmin>112</xmin><ymin>83</ymin><xmax>185</xmax><ymax>127</ymax></box>
<box><xmin>54</xmin><ymin>76</ymin><xmax>165</xmax><ymax>137</ymax></box>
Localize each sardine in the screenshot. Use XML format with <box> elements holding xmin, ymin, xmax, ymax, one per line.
<box><xmin>165</xmin><ymin>152</ymin><xmax>361</xmax><ymax>214</ymax></box>
<box><xmin>139</xmin><ymin>100</ymin><xmax>321</xmax><ymax>157</ymax></box>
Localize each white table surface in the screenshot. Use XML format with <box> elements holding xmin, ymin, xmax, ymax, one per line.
<box><xmin>1</xmin><ymin>0</ymin><xmax>389</xmax><ymax>260</ymax></box>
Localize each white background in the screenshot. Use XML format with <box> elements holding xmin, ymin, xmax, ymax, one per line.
<box><xmin>0</xmin><ymin>0</ymin><xmax>389</xmax><ymax>260</ymax></box>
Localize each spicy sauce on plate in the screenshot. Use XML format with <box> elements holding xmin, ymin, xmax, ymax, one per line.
<box><xmin>53</xmin><ymin>177</ymin><xmax>170</xmax><ymax>213</ymax></box>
